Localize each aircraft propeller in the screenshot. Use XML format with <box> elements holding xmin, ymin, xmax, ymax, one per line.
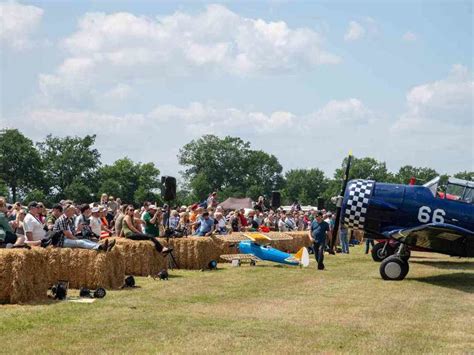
<box><xmin>330</xmin><ymin>153</ymin><xmax>353</xmax><ymax>251</ymax></box>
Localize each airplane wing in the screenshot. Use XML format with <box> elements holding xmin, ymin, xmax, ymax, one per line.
<box><xmin>385</xmin><ymin>223</ymin><xmax>474</xmax><ymax>257</ymax></box>
<box><xmin>220</xmin><ymin>254</ymin><xmax>260</xmax><ymax>262</ymax></box>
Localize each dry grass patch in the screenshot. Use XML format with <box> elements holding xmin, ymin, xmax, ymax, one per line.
<box><xmin>0</xmin><ymin>247</ymin><xmax>472</xmax><ymax>353</ymax></box>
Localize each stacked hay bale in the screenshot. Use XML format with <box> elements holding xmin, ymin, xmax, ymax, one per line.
<box><xmin>0</xmin><ymin>249</ymin><xmax>49</xmax><ymax>304</ymax></box>
<box><xmin>114</xmin><ymin>238</ymin><xmax>167</xmax><ymax>276</ymax></box>
<box><xmin>44</xmin><ymin>247</ymin><xmax>125</xmax><ymax>290</ymax></box>
<box><xmin>162</xmin><ymin>237</ymin><xmax>217</xmax><ymax>270</ymax></box>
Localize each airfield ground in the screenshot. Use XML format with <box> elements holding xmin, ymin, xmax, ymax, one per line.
<box><xmin>0</xmin><ymin>246</ymin><xmax>473</xmax><ymax>354</ymax></box>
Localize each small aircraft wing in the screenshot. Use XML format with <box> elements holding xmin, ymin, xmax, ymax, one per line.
<box><xmin>386</xmin><ymin>223</ymin><xmax>474</xmax><ymax>257</ymax></box>
<box><xmin>220</xmin><ymin>254</ymin><xmax>260</xmax><ymax>262</ymax></box>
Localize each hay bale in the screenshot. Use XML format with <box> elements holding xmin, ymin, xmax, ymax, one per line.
<box><xmin>0</xmin><ymin>249</ymin><xmax>49</xmax><ymax>304</ymax></box>
<box><xmin>245</xmin><ymin>232</ymin><xmax>311</xmax><ymax>253</ymax></box>
<box><xmin>159</xmin><ymin>237</ymin><xmax>235</xmax><ymax>270</ymax></box>
<box><xmin>114</xmin><ymin>238</ymin><xmax>167</xmax><ymax>276</ymax></box>
<box><xmin>45</xmin><ymin>247</ymin><xmax>125</xmax><ymax>290</ymax></box>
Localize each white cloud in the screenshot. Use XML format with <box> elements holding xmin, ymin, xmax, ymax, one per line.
<box><xmin>38</xmin><ymin>5</ymin><xmax>340</xmax><ymax>106</ymax></box>
<box><xmin>402</xmin><ymin>31</ymin><xmax>417</xmax><ymax>42</ymax></box>
<box><xmin>4</xmin><ymin>98</ymin><xmax>375</xmax><ymax>173</ymax></box>
<box><xmin>393</xmin><ymin>64</ymin><xmax>473</xmax><ymax>131</ymax></box>
<box><xmin>344</xmin><ymin>21</ymin><xmax>365</xmax><ymax>41</ymax></box>
<box><xmin>311</xmin><ymin>98</ymin><xmax>374</xmax><ymax>124</ymax></box>
<box><xmin>0</xmin><ymin>1</ymin><xmax>44</xmax><ymax>50</ymax></box>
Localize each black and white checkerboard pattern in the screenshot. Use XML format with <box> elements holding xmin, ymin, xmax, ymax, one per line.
<box><xmin>343</xmin><ymin>180</ymin><xmax>374</xmax><ymax>230</ymax></box>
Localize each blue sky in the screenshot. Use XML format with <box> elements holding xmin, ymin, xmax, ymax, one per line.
<box><xmin>1</xmin><ymin>0</ymin><xmax>473</xmax><ymax>179</ymax></box>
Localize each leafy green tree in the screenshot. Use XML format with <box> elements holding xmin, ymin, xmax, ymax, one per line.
<box><xmin>98</xmin><ymin>158</ymin><xmax>161</xmax><ymax>204</ymax></box>
<box><xmin>0</xmin><ymin>129</ymin><xmax>44</xmax><ymax>201</ymax></box>
<box><xmin>37</xmin><ymin>134</ymin><xmax>101</xmax><ymax>199</ymax></box>
<box><xmin>393</xmin><ymin>165</ymin><xmax>438</xmax><ymax>185</ymax></box>
<box><xmin>454</xmin><ymin>171</ymin><xmax>474</xmax><ymax>181</ymax></box>
<box><xmin>179</xmin><ymin>135</ymin><xmax>251</xmax><ymax>191</ymax></box>
<box><xmin>178</xmin><ymin>135</ymin><xmax>284</xmax><ymax>200</ymax></box>
<box><xmin>282</xmin><ymin>169</ymin><xmax>327</xmax><ymax>205</ymax></box>
<box><xmin>63</xmin><ymin>181</ymin><xmax>93</xmax><ymax>204</ymax></box>
<box><xmin>334</xmin><ymin>156</ymin><xmax>392</xmax><ymax>182</ymax></box>
<box><xmin>0</xmin><ymin>179</ymin><xmax>9</xmax><ymax>199</ymax></box>
<box><xmin>23</xmin><ymin>189</ymin><xmax>47</xmax><ymax>205</ymax></box>
<box><xmin>243</xmin><ymin>150</ymin><xmax>284</xmax><ymax>200</ymax></box>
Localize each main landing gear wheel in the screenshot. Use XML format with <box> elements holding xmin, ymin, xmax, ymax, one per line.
<box><xmin>371</xmin><ymin>242</ymin><xmax>394</xmax><ymax>262</ymax></box>
<box><xmin>380</xmin><ymin>256</ymin><xmax>409</xmax><ymax>281</ymax></box>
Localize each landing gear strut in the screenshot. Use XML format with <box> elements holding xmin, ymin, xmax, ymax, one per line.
<box><xmin>371</xmin><ymin>241</ymin><xmax>395</xmax><ymax>262</ymax></box>
<box><xmin>379</xmin><ymin>243</ymin><xmax>410</xmax><ymax>280</ymax></box>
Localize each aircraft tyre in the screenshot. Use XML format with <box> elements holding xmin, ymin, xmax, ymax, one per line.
<box><xmin>380</xmin><ymin>256</ymin><xmax>409</xmax><ymax>281</ymax></box>
<box><xmin>371</xmin><ymin>242</ymin><xmax>394</xmax><ymax>262</ymax></box>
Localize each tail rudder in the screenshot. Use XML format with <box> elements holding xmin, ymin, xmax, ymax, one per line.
<box><xmin>294</xmin><ymin>247</ymin><xmax>310</xmax><ymax>267</ymax></box>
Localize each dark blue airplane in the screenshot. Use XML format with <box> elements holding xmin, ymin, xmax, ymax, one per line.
<box><xmin>332</xmin><ymin>156</ymin><xmax>474</xmax><ymax>280</ymax></box>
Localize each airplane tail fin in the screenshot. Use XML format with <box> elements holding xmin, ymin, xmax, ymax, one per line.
<box><xmin>294</xmin><ymin>247</ymin><xmax>310</xmax><ymax>267</ymax></box>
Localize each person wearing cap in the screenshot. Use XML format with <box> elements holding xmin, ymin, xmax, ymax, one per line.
<box><xmin>23</xmin><ymin>201</ymin><xmax>46</xmax><ymax>242</ymax></box>
<box><xmin>142</xmin><ymin>205</ymin><xmax>162</xmax><ymax>237</ymax></box>
<box><xmin>309</xmin><ymin>211</ymin><xmax>330</xmax><ymax>270</ymax></box>
<box><xmin>89</xmin><ymin>207</ymin><xmax>102</xmax><ymax>237</ymax></box>
<box><xmin>53</xmin><ymin>205</ymin><xmax>114</xmax><ymax>251</ymax></box>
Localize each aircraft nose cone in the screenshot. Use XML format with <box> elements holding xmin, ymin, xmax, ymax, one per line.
<box><xmin>343</xmin><ymin>179</ymin><xmax>374</xmax><ymax>230</ymax></box>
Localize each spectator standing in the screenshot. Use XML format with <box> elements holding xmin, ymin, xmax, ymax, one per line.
<box><xmin>340</xmin><ymin>226</ymin><xmax>349</xmax><ymax>254</ymax></box>
<box><xmin>310</xmin><ymin>211</ymin><xmax>330</xmax><ymax>270</ymax></box>
<box><xmin>206</xmin><ymin>192</ymin><xmax>218</xmax><ymax>209</ymax></box>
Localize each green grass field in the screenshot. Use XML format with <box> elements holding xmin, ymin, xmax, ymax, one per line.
<box><xmin>1</xmin><ymin>246</ymin><xmax>473</xmax><ymax>354</ymax></box>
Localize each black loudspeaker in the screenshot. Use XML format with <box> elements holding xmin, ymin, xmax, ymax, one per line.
<box><xmin>271</xmin><ymin>191</ymin><xmax>281</xmax><ymax>208</ymax></box>
<box><xmin>317</xmin><ymin>197</ymin><xmax>325</xmax><ymax>210</ymax></box>
<box><xmin>161</xmin><ymin>176</ymin><xmax>176</xmax><ymax>201</ymax></box>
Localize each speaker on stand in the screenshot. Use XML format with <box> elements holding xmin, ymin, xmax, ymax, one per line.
<box><xmin>271</xmin><ymin>191</ymin><xmax>281</xmax><ymax>209</ymax></box>
<box><xmin>161</xmin><ymin>176</ymin><xmax>178</xmax><ymax>269</ymax></box>
<box><xmin>317</xmin><ymin>197</ymin><xmax>325</xmax><ymax>211</ymax></box>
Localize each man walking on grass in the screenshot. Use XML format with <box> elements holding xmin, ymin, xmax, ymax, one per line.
<box><xmin>309</xmin><ymin>211</ymin><xmax>330</xmax><ymax>270</ymax></box>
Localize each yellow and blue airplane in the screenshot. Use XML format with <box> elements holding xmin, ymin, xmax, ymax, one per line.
<box><xmin>220</xmin><ymin>233</ymin><xmax>310</xmax><ymax>267</ymax></box>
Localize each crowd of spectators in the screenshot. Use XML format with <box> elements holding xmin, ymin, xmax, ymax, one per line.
<box><xmin>1</xmin><ymin>192</ymin><xmax>356</xmax><ymax>262</ymax></box>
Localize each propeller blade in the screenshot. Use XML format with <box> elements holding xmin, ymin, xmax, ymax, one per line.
<box><xmin>330</xmin><ymin>153</ymin><xmax>353</xmax><ymax>250</ymax></box>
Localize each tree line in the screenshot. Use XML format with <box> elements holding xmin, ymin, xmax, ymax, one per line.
<box><xmin>0</xmin><ymin>129</ymin><xmax>472</xmax><ymax>207</ymax></box>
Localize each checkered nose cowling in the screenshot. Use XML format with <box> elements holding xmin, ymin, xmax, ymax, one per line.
<box><xmin>343</xmin><ymin>179</ymin><xmax>374</xmax><ymax>230</ymax></box>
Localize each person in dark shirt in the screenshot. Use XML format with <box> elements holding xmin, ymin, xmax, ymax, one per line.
<box><xmin>309</xmin><ymin>211</ymin><xmax>330</xmax><ymax>270</ymax></box>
